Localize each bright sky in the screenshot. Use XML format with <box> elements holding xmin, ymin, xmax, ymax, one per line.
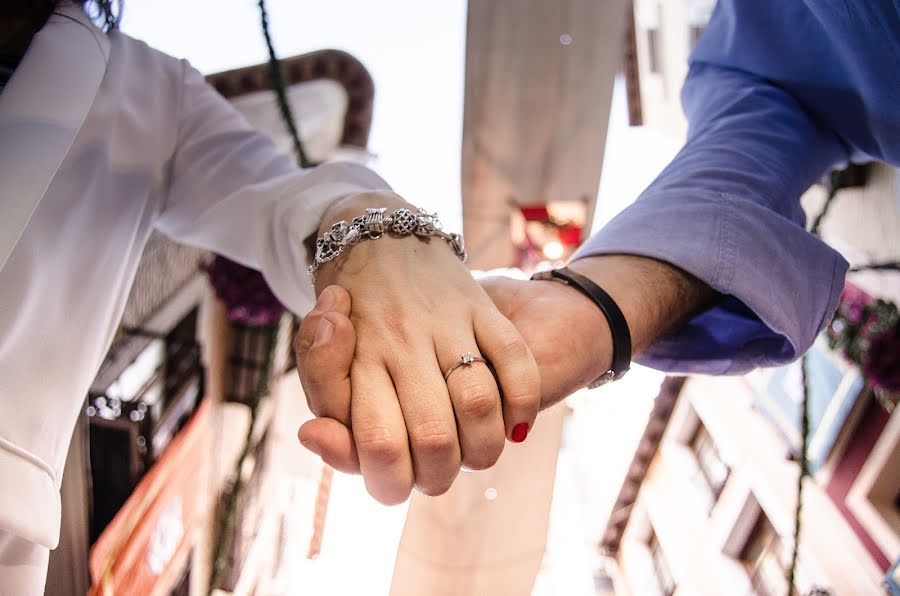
<box><xmin>121</xmin><ymin>0</ymin><xmax>468</xmax><ymax>231</ymax></box>
<box><xmin>120</xmin><ymin>0</ymin><xmax>680</xmax><ymax>237</ymax></box>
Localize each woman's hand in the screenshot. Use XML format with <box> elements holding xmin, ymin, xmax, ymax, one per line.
<box><xmin>295</xmin><ymin>192</ymin><xmax>540</xmax><ymax>505</ymax></box>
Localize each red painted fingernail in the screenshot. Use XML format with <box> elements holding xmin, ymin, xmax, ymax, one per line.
<box><xmin>511</xmin><ymin>423</ymin><xmax>529</xmax><ymax>443</ymax></box>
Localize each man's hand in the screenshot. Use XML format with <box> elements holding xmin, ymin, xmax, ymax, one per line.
<box><xmin>478</xmin><ymin>275</ymin><xmax>616</xmax><ymax>409</ymax></box>
<box><xmin>296</xmin><ymin>252</ymin><xmax>716</xmax><ymax>502</ymax></box>
<box><xmin>295</xmin><ymin>192</ymin><xmax>540</xmax><ymax>506</ymax></box>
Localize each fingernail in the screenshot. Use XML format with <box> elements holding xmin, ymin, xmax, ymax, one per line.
<box><xmin>511</xmin><ymin>423</ymin><xmax>529</xmax><ymax>443</ymax></box>
<box><xmin>313</xmin><ymin>318</ymin><xmax>334</xmax><ymax>347</ymax></box>
<box><xmin>314</xmin><ymin>288</ymin><xmax>335</xmax><ymax>312</ymax></box>
<box><xmin>300</xmin><ymin>436</ymin><xmax>320</xmax><ymax>455</ymax></box>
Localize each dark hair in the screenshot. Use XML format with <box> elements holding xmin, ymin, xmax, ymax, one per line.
<box><xmin>48</xmin><ymin>0</ymin><xmax>122</xmax><ymax>31</ymax></box>
<box><xmin>82</xmin><ymin>0</ymin><xmax>122</xmax><ymax>31</ymax></box>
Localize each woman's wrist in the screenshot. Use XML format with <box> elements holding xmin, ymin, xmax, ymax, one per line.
<box><xmin>317</xmin><ymin>191</ymin><xmax>411</xmax><ymax>237</ymax></box>
<box><xmin>312</xmin><ymin>192</ymin><xmax>467</xmax><ymax>294</ymax></box>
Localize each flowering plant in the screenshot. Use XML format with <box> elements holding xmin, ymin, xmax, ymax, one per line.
<box><xmin>206</xmin><ymin>256</ymin><xmax>286</xmax><ymax>326</ymax></box>
<box><xmin>827</xmin><ymin>284</ymin><xmax>900</xmax><ymax>412</ymax></box>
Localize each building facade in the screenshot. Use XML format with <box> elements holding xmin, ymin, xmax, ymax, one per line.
<box><xmin>609</xmin><ymin>369</ymin><xmax>896</xmax><ymax>595</ymax></box>
<box><xmin>606</xmin><ymin>1</ymin><xmax>900</xmax><ymax>594</ymax></box>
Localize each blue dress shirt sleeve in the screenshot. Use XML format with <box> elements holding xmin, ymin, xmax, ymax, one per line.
<box><xmin>574</xmin><ymin>2</ymin><xmax>853</xmax><ymax>375</ymax></box>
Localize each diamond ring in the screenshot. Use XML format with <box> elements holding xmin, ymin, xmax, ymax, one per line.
<box><xmin>444</xmin><ymin>351</ymin><xmax>486</xmax><ymax>381</ymax></box>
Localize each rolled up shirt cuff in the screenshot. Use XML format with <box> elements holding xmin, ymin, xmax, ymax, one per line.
<box><xmin>573</xmin><ymin>189</ymin><xmax>848</xmax><ymax>375</ymax></box>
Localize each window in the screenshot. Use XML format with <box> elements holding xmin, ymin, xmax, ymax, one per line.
<box><xmin>843</xmin><ymin>400</ymin><xmax>900</xmax><ymax>560</ymax></box>
<box><xmin>649</xmin><ymin>531</ymin><xmax>677</xmax><ymax>596</ymax></box>
<box><xmin>740</xmin><ymin>514</ymin><xmax>797</xmax><ymax>596</ymax></box>
<box><xmin>690</xmin><ymin>423</ymin><xmax>730</xmax><ymax>510</ymax></box>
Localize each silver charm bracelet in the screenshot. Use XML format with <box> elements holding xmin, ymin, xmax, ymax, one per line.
<box><xmin>308</xmin><ymin>207</ymin><xmax>466</xmax><ymax>277</ymax></box>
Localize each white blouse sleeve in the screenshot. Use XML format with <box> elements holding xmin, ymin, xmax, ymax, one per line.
<box><xmin>155</xmin><ymin>62</ymin><xmax>391</xmax><ymax>313</ymax></box>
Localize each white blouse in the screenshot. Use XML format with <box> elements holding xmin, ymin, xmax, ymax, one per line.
<box><xmin>0</xmin><ymin>5</ymin><xmax>388</xmax><ymax>558</ymax></box>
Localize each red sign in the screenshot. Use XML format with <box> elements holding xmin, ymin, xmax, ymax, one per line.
<box><xmin>89</xmin><ymin>399</ymin><xmax>211</xmax><ymax>595</ymax></box>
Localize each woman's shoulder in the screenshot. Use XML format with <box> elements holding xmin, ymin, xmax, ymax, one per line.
<box><xmin>106</xmin><ymin>29</ymin><xmax>188</xmax><ymax>79</ymax></box>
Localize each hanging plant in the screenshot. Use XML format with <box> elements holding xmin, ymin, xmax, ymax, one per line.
<box><xmin>206</xmin><ymin>256</ymin><xmax>286</xmax><ymax>326</ymax></box>
<box><xmin>863</xmin><ymin>328</ymin><xmax>900</xmax><ymax>396</ymax></box>
<box><xmin>827</xmin><ymin>287</ymin><xmax>900</xmax><ymax>413</ymax></box>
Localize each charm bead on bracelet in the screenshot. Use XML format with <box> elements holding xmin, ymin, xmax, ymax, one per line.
<box><xmin>309</xmin><ymin>207</ymin><xmax>467</xmax><ymax>277</ymax></box>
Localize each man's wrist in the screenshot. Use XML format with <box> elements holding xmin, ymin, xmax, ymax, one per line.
<box><xmin>531</xmin><ymin>267</ymin><xmax>631</xmax><ymax>386</ymax></box>
<box><xmin>567</xmin><ymin>254</ymin><xmax>716</xmax><ymax>357</ymax></box>
<box><xmin>528</xmin><ymin>274</ymin><xmax>616</xmax><ymax>393</ymax></box>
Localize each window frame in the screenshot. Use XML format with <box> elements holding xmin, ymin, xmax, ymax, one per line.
<box><xmin>648</xmin><ymin>530</ymin><xmax>677</xmax><ymax>596</ymax></box>
<box><xmin>739</xmin><ymin>513</ymin><xmax>797</xmax><ymax>596</ymax></box>
<box><xmin>688</xmin><ymin>422</ymin><xmax>731</xmax><ymax>512</ymax></box>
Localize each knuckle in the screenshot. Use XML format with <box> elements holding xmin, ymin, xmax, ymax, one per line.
<box><xmin>355</xmin><ymin>428</ymin><xmax>406</xmax><ymax>467</ymax></box>
<box><xmin>411</xmin><ymin>420</ymin><xmax>457</xmax><ymax>456</ymax></box>
<box><xmin>350</xmin><ymin>349</ymin><xmax>382</xmax><ymax>369</ymax></box>
<box><xmin>357</xmin><ymin>306</ymin><xmax>416</xmax><ymax>345</ymax></box>
<box><xmin>501</xmin><ymin>385</ymin><xmax>540</xmax><ymax>409</ymax></box>
<box><xmin>457</xmin><ymin>384</ymin><xmax>499</xmax><ymax>420</ymax></box>
<box><xmin>495</xmin><ymin>334</ymin><xmax>529</xmax><ymax>362</ymax></box>
<box><xmin>386</xmin><ymin>321</ymin><xmax>418</xmax><ymax>347</ymax></box>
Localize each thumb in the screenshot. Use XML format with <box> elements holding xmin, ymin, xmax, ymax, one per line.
<box><xmin>298</xmin><ymin>418</ymin><xmax>361</xmax><ymax>474</ymax></box>
<box><xmin>295</xmin><ymin>286</ymin><xmax>355</xmax><ymax>424</ymax></box>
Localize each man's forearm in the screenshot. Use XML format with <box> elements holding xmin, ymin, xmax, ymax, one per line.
<box><xmin>568</xmin><ymin>254</ymin><xmax>717</xmax><ymax>360</ymax></box>
<box><xmin>483</xmin><ymin>255</ymin><xmax>717</xmax><ymax>410</ymax></box>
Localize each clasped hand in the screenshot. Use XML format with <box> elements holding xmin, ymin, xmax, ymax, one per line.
<box><xmin>293</xmin><ymin>194</ymin><xmax>541</xmax><ymax>505</ymax></box>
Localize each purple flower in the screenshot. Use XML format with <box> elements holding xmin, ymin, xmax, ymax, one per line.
<box><xmin>845</xmin><ymin>302</ymin><xmax>865</xmax><ymax>324</ymax></box>
<box><xmin>206</xmin><ymin>256</ymin><xmax>286</xmax><ymax>326</ymax></box>
<box><xmin>862</xmin><ymin>325</ymin><xmax>900</xmax><ymax>393</ymax></box>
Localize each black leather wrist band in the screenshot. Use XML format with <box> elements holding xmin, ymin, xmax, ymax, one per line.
<box><xmin>530</xmin><ymin>267</ymin><xmax>631</xmax><ymax>388</ymax></box>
